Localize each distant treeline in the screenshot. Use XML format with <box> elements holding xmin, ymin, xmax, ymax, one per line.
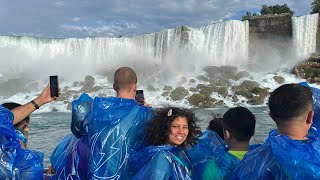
<box><xmin>242</xmin><ymin>1</ymin><xmax>320</xmax><ymax>21</ymax></box>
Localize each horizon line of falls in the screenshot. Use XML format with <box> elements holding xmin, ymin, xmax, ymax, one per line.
<box><xmin>0</xmin><ymin>20</ymin><xmax>249</xmax><ymax>80</ymax></box>
<box><xmin>292</xmin><ymin>13</ymin><xmax>319</xmax><ymax>59</ymax></box>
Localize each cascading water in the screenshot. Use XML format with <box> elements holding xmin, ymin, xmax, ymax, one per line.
<box><xmin>0</xmin><ymin>17</ymin><xmax>319</xmax><ymax>111</ymax></box>
<box><xmin>292</xmin><ymin>13</ymin><xmax>319</xmax><ymax>58</ymax></box>
<box><xmin>0</xmin><ymin>20</ymin><xmax>249</xmax><ymax>80</ymax></box>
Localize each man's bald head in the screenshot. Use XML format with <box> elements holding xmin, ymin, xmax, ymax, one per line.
<box><xmin>113</xmin><ymin>67</ymin><xmax>137</xmax><ymax>92</ymax></box>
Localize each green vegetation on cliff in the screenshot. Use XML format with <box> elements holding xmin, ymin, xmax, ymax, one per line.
<box><xmin>312</xmin><ymin>0</ymin><xmax>320</xmax><ymax>13</ymax></box>
<box><xmin>242</xmin><ymin>4</ymin><xmax>294</xmax><ymax>20</ymax></box>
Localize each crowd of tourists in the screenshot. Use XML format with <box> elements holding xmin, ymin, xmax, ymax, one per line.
<box><xmin>1</xmin><ymin>67</ymin><xmax>320</xmax><ymax>179</ymax></box>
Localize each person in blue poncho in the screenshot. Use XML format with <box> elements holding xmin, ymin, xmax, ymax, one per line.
<box><xmin>186</xmin><ymin>107</ymin><xmax>256</xmax><ymax>180</ymax></box>
<box><xmin>132</xmin><ymin>107</ymin><xmax>202</xmax><ymax>180</ymax></box>
<box><xmin>0</xmin><ymin>85</ymin><xmax>56</xmax><ymax>179</ymax></box>
<box><xmin>232</xmin><ymin>83</ymin><xmax>320</xmax><ymax>179</ymax></box>
<box><xmin>50</xmin><ymin>67</ymin><xmax>154</xmax><ymax>179</ymax></box>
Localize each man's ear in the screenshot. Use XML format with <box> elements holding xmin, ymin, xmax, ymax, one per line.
<box><xmin>306</xmin><ymin>110</ymin><xmax>314</xmax><ymax>124</ymax></box>
<box><xmin>132</xmin><ymin>83</ymin><xmax>137</xmax><ymax>92</ymax></box>
<box><xmin>113</xmin><ymin>83</ymin><xmax>116</xmax><ymax>91</ymax></box>
<box><xmin>224</xmin><ymin>129</ymin><xmax>231</xmax><ymax>139</ymax></box>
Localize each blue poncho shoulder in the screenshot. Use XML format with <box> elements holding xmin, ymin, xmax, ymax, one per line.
<box><xmin>132</xmin><ymin>145</ymin><xmax>192</xmax><ymax>180</ymax></box>
<box><xmin>0</xmin><ymin>105</ymin><xmax>43</xmax><ymax>180</ymax></box>
<box><xmin>299</xmin><ymin>82</ymin><xmax>320</xmax><ymax>131</ymax></box>
<box><xmin>50</xmin><ymin>93</ymin><xmax>92</xmax><ymax>179</ymax></box>
<box><xmin>186</xmin><ymin>130</ymin><xmax>240</xmax><ymax>180</ymax></box>
<box><xmin>231</xmin><ymin>131</ymin><xmax>320</xmax><ymax>179</ymax></box>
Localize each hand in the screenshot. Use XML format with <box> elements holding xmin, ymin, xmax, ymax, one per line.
<box><xmin>143</xmin><ymin>98</ymin><xmax>152</xmax><ymax>107</ymax></box>
<box><xmin>34</xmin><ymin>84</ymin><xmax>59</xmax><ymax>106</ymax></box>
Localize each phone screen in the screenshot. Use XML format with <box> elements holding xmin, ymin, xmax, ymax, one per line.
<box><xmin>50</xmin><ymin>75</ymin><xmax>59</xmax><ymax>97</ymax></box>
<box><xmin>135</xmin><ymin>90</ymin><xmax>144</xmax><ymax>105</ymax></box>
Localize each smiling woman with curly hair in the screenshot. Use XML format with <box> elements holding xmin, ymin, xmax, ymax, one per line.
<box><xmin>147</xmin><ymin>107</ymin><xmax>201</xmax><ymax>148</ymax></box>
<box><xmin>132</xmin><ymin>107</ymin><xmax>201</xmax><ymax>180</ymax></box>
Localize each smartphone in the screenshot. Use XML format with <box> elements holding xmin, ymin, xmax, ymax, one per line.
<box><xmin>135</xmin><ymin>90</ymin><xmax>144</xmax><ymax>105</ymax></box>
<box><xmin>50</xmin><ymin>75</ymin><xmax>59</xmax><ymax>97</ymax></box>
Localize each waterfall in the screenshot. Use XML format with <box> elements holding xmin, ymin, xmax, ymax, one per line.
<box><xmin>292</xmin><ymin>13</ymin><xmax>319</xmax><ymax>58</ymax></box>
<box><xmin>0</xmin><ymin>20</ymin><xmax>249</xmax><ymax>80</ymax></box>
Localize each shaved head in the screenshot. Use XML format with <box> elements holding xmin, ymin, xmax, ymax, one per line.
<box><xmin>113</xmin><ymin>67</ymin><xmax>137</xmax><ymax>92</ymax></box>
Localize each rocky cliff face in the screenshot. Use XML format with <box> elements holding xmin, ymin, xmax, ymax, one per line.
<box><xmin>248</xmin><ymin>14</ymin><xmax>292</xmax><ymax>35</ymax></box>
<box><xmin>247</xmin><ymin>14</ymin><xmax>293</xmax><ymax>62</ymax></box>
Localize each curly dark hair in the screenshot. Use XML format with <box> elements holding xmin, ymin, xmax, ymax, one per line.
<box><xmin>147</xmin><ymin>107</ymin><xmax>201</xmax><ymax>148</ymax></box>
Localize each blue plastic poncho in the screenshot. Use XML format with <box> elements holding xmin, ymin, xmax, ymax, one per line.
<box><xmin>50</xmin><ymin>134</ymin><xmax>90</xmax><ymax>179</ymax></box>
<box><xmin>0</xmin><ymin>105</ymin><xmax>43</xmax><ymax>179</ymax></box>
<box><xmin>50</xmin><ymin>93</ymin><xmax>92</xmax><ymax>179</ymax></box>
<box><xmin>51</xmin><ymin>94</ymin><xmax>153</xmax><ymax>179</ymax></box>
<box><xmin>86</xmin><ymin>96</ymin><xmax>153</xmax><ymax>179</ymax></box>
<box><xmin>231</xmin><ymin>130</ymin><xmax>320</xmax><ymax>179</ymax></box>
<box><xmin>132</xmin><ymin>145</ymin><xmax>192</xmax><ymax>180</ymax></box>
<box><xmin>186</xmin><ymin>130</ymin><xmax>240</xmax><ymax>180</ymax></box>
<box><xmin>299</xmin><ymin>82</ymin><xmax>320</xmax><ymax>130</ymax></box>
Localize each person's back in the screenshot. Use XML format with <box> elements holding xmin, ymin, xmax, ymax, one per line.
<box><xmin>232</xmin><ymin>83</ymin><xmax>320</xmax><ymax>179</ymax></box>
<box><xmin>50</xmin><ymin>67</ymin><xmax>153</xmax><ymax>179</ymax></box>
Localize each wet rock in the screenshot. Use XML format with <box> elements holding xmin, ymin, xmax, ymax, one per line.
<box><xmin>218</xmin><ymin>87</ymin><xmax>228</xmax><ymax>97</ymax></box>
<box><xmin>204</xmin><ymin>66</ymin><xmax>237</xmax><ymax>80</ymax></box>
<box><xmin>235</xmin><ymin>90</ymin><xmax>253</xmax><ymax>99</ymax></box>
<box><xmin>197</xmin><ymin>75</ymin><xmax>210</xmax><ymax>82</ymax></box>
<box><xmin>293</xmin><ymin>55</ymin><xmax>320</xmax><ymax>83</ymax></box>
<box><xmin>235</xmin><ymin>71</ymin><xmax>250</xmax><ymax>80</ymax></box>
<box><xmin>65</xmin><ymin>90</ymin><xmax>79</xmax><ymax>97</ymax></box>
<box><xmin>147</xmin><ymin>85</ymin><xmax>157</xmax><ymax>91</ymax></box>
<box><xmin>215</xmin><ymin>100</ymin><xmax>225</xmax><ymax>106</ymax></box>
<box><xmin>189</xmin><ymin>87</ymin><xmax>198</xmax><ymax>92</ymax></box>
<box><xmin>188</xmin><ymin>94</ymin><xmax>216</xmax><ymax>108</ymax></box>
<box><xmin>196</xmin><ymin>84</ymin><xmax>207</xmax><ymax>89</ymax></box>
<box><xmin>190</xmin><ymin>79</ymin><xmax>196</xmax><ymax>83</ymax></box>
<box><xmin>73</xmin><ymin>81</ymin><xmax>81</xmax><ymax>87</ymax></box>
<box><xmin>232</xmin><ymin>80</ymin><xmax>260</xmax><ymax>92</ymax></box>
<box><xmin>66</xmin><ymin>102</ymin><xmax>72</xmax><ymax>111</ymax></box>
<box><xmin>0</xmin><ymin>78</ymin><xmax>29</xmax><ymax>96</ymax></box>
<box><xmin>163</xmin><ymin>85</ymin><xmax>173</xmax><ymax>91</ymax></box>
<box><xmin>170</xmin><ymin>87</ymin><xmax>189</xmax><ymax>100</ymax></box>
<box><xmin>273</xmin><ymin>76</ymin><xmax>285</xmax><ymax>84</ymax></box>
<box><xmin>56</xmin><ymin>93</ymin><xmax>68</xmax><ymax>101</ymax></box>
<box><xmin>248</xmin><ymin>96</ymin><xmax>265</xmax><ymax>105</ymax></box>
<box><xmin>162</xmin><ymin>92</ymin><xmax>170</xmax><ymax>97</ymax></box>
<box><xmin>209</xmin><ymin>79</ymin><xmax>228</xmax><ymax>87</ymax></box>
<box><xmin>251</xmin><ymin>87</ymin><xmax>269</xmax><ymax>98</ymax></box>
<box><xmin>80</xmin><ymin>75</ymin><xmax>96</xmax><ymax>93</ymax></box>
<box><xmin>51</xmin><ymin>107</ymin><xmax>59</xmax><ymax>112</ymax></box>
<box><xmin>232</xmin><ymin>95</ymin><xmax>239</xmax><ymax>102</ymax></box>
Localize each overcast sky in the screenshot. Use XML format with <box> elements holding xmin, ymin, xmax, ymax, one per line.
<box><xmin>0</xmin><ymin>0</ymin><xmax>314</xmax><ymax>38</ymax></box>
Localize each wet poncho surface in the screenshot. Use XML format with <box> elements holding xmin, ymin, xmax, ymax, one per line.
<box><xmin>231</xmin><ymin>130</ymin><xmax>320</xmax><ymax>179</ymax></box>
<box><xmin>0</xmin><ymin>105</ymin><xmax>43</xmax><ymax>180</ymax></box>
<box><xmin>50</xmin><ymin>94</ymin><xmax>153</xmax><ymax>179</ymax></box>
<box><xmin>300</xmin><ymin>82</ymin><xmax>320</xmax><ymax>130</ymax></box>
<box><xmin>132</xmin><ymin>145</ymin><xmax>192</xmax><ymax>180</ymax></box>
<box><xmin>186</xmin><ymin>130</ymin><xmax>240</xmax><ymax>180</ymax></box>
